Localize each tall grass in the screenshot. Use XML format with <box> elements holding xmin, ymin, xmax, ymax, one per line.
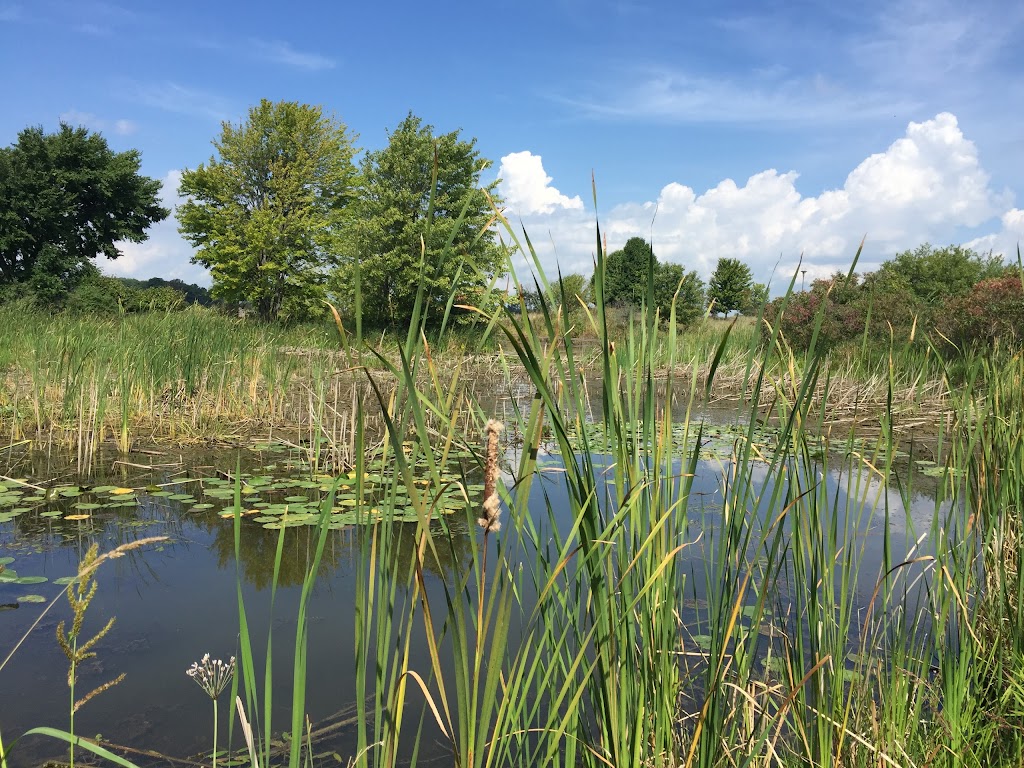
<box><xmin>8</xmin><ymin>181</ymin><xmax>1024</xmax><ymax>768</ymax></box>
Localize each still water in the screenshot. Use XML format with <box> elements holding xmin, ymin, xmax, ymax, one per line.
<box><xmin>0</xmin><ymin>428</ymin><xmax>947</xmax><ymax>767</ymax></box>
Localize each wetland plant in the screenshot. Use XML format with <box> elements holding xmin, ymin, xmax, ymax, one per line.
<box><xmin>55</xmin><ymin>543</ymin><xmax>126</xmax><ymax>768</ymax></box>
<box><xmin>186</xmin><ymin>654</ymin><xmax>237</xmax><ymax>768</ymax></box>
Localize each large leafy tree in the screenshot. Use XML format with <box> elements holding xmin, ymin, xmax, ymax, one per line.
<box><xmin>602</xmin><ymin>237</ymin><xmax>655</xmax><ymax>306</ymax></box>
<box><xmin>177</xmin><ymin>100</ymin><xmax>358</xmax><ymax>322</ymax></box>
<box><xmin>550</xmin><ymin>272</ymin><xmax>588</xmax><ymax>309</ymax></box>
<box><xmin>336</xmin><ymin>113</ymin><xmax>503</xmax><ymax>328</ymax></box>
<box><xmin>654</xmin><ymin>263</ymin><xmax>705</xmax><ymax>325</ymax></box>
<box><xmin>743</xmin><ymin>282</ymin><xmax>770</xmax><ymax>315</ymax></box>
<box><xmin>707</xmin><ymin>257</ymin><xmax>753</xmax><ymax>316</ymax></box>
<box><xmin>877</xmin><ymin>243</ymin><xmax>1004</xmax><ymax>305</ymax></box>
<box><xmin>0</xmin><ymin>124</ymin><xmax>167</xmax><ymax>302</ymax></box>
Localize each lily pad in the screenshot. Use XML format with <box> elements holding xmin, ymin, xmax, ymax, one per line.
<box><xmin>14</xmin><ymin>575</ymin><xmax>47</xmax><ymax>585</ymax></box>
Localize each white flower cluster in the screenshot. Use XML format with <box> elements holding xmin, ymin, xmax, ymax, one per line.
<box><xmin>186</xmin><ymin>653</ymin><xmax>236</xmax><ymax>699</ymax></box>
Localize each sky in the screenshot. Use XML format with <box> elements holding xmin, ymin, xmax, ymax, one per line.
<box><xmin>2</xmin><ymin>0</ymin><xmax>1022</xmax><ymax>292</ymax></box>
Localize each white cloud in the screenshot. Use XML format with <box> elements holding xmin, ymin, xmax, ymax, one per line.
<box><xmin>965</xmin><ymin>208</ymin><xmax>1024</xmax><ymax>261</ymax></box>
<box><xmin>498</xmin><ymin>152</ymin><xmax>584</xmax><ymax>215</ymax></box>
<box><xmin>562</xmin><ymin>68</ymin><xmax>913</xmax><ymax>124</ymax></box>
<box><xmin>59</xmin><ymin>109</ymin><xmax>137</xmax><ymax>136</ymax></box>
<box><xmin>497</xmin><ymin>113</ymin><xmax>1014</xmax><ymax>289</ymax></box>
<box><xmin>251</xmin><ymin>39</ymin><xmax>336</xmax><ymax>71</ymax></box>
<box><xmin>106</xmin><ymin>170</ymin><xmax>209</xmax><ymax>285</ymax></box>
<box><xmin>96</xmin><ymin>113</ymin><xmax>1018</xmax><ymax>295</ymax></box>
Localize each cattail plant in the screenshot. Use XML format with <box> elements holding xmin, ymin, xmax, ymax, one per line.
<box><xmin>477</xmin><ymin>418</ymin><xmax>504</xmax><ymax>534</ymax></box>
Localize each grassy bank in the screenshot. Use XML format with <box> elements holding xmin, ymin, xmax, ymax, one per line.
<box><xmin>0</xmin><ymin>293</ymin><xmax>957</xmax><ymax>465</ymax></box>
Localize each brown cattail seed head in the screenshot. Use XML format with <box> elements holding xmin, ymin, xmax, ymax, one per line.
<box><xmin>478</xmin><ymin>419</ymin><xmax>504</xmax><ymax>533</ymax></box>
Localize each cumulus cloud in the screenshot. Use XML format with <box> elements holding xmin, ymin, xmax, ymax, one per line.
<box><xmin>106</xmin><ymin>170</ymin><xmax>209</xmax><ymax>285</ymax></box>
<box><xmin>499</xmin><ymin>152</ymin><xmax>584</xmax><ymax>216</ymax></box>
<box><xmin>497</xmin><ymin>112</ymin><xmax>1014</xmax><ymax>289</ymax></box>
<box><xmin>965</xmin><ymin>207</ymin><xmax>1024</xmax><ymax>260</ymax></box>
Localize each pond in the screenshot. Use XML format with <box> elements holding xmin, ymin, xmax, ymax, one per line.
<box><xmin>0</xmin><ymin>419</ymin><xmax>950</xmax><ymax>767</ymax></box>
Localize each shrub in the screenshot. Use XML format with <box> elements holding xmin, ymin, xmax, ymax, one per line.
<box><xmin>940</xmin><ymin>274</ymin><xmax>1024</xmax><ymax>351</ymax></box>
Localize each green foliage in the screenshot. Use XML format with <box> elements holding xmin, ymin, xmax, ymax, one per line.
<box><xmin>940</xmin><ymin>273</ymin><xmax>1024</xmax><ymax>351</ymax></box>
<box><xmin>878</xmin><ymin>242</ymin><xmax>1005</xmax><ymax>305</ymax></box>
<box><xmin>551</xmin><ymin>272</ymin><xmax>588</xmax><ymax>308</ymax></box>
<box><xmin>116</xmin><ymin>277</ymin><xmax>212</xmax><ymax>306</ymax></box>
<box><xmin>744</xmin><ymin>282</ymin><xmax>769</xmax><ymax>315</ymax></box>
<box><xmin>334</xmin><ymin>112</ymin><xmax>503</xmax><ymax>328</ymax></box>
<box><xmin>602</xmin><ymin>236</ymin><xmax>654</xmax><ymax>306</ymax></box>
<box><xmin>177</xmin><ymin>99</ymin><xmax>358</xmax><ymax>323</ymax></box>
<box><xmin>596</xmin><ymin>237</ymin><xmax>705</xmax><ymax>326</ymax></box>
<box><xmin>653</xmin><ymin>262</ymin><xmax>705</xmax><ymax>325</ymax></box>
<box><xmin>63</xmin><ymin>274</ymin><xmax>187</xmax><ymax>315</ymax></box>
<box><xmin>0</xmin><ymin>124</ymin><xmax>167</xmax><ymax>299</ymax></box>
<box><xmin>765</xmin><ymin>271</ymin><xmax>923</xmax><ymax>352</ymax></box>
<box><xmin>707</xmin><ymin>257</ymin><xmax>753</xmax><ymax>315</ymax></box>
<box><xmin>766</xmin><ymin>246</ymin><xmax>1015</xmax><ymax>357</ymax></box>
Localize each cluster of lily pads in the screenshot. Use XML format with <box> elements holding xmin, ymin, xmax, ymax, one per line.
<box><xmin>0</xmin><ymin>481</ymin><xmax>139</xmax><ymax>525</ymax></box>
<box><xmin>0</xmin><ymin>554</ymin><xmax>50</xmax><ymax>604</ymax></box>
<box><xmin>0</xmin><ymin>443</ymin><xmax>488</xmax><ymax>541</ymax></box>
<box><xmin>557</xmin><ymin>418</ymin><xmax>958</xmax><ymax>478</ymax></box>
<box><xmin>193</xmin><ymin>466</ymin><xmax>485</xmax><ymax>530</ymax></box>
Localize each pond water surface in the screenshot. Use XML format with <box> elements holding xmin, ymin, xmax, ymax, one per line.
<box><xmin>0</xmin><ymin>420</ymin><xmax>950</xmax><ymax>767</ymax></box>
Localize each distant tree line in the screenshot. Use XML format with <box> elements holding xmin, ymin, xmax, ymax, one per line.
<box><xmin>1</xmin><ymin>102</ymin><xmax>503</xmax><ymax>329</ymax></box>
<box><xmin>4</xmin><ymin>110</ymin><xmax>1018</xmax><ymax>354</ymax></box>
<box><xmin>764</xmin><ymin>244</ymin><xmax>1023</xmax><ymax>352</ymax></box>
<box><xmin>519</xmin><ymin>238</ymin><xmax>768</xmax><ymax>327</ymax></box>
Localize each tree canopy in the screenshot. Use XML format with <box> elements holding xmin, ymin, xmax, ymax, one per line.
<box><xmin>708</xmin><ymin>257</ymin><xmax>753</xmax><ymax>316</ymax></box>
<box><xmin>0</xmin><ymin>124</ymin><xmax>167</xmax><ymax>302</ymax></box>
<box><xmin>335</xmin><ymin>113</ymin><xmax>503</xmax><ymax>329</ymax></box>
<box><xmin>593</xmin><ymin>238</ymin><xmax>704</xmax><ymax>324</ymax></box>
<box><xmin>876</xmin><ymin>243</ymin><xmax>1004</xmax><ymax>305</ymax></box>
<box><xmin>177</xmin><ymin>99</ymin><xmax>358</xmax><ymax>322</ymax></box>
<box><xmin>653</xmin><ymin>263</ymin><xmax>705</xmax><ymax>325</ymax></box>
<box><xmin>603</xmin><ymin>237</ymin><xmax>655</xmax><ymax>306</ymax></box>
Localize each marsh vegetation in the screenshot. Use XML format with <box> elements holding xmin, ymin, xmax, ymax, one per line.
<box><xmin>3</xmin><ymin>106</ymin><xmax>1024</xmax><ymax>768</ymax></box>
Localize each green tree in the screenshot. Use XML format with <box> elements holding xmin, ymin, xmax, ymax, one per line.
<box><xmin>877</xmin><ymin>243</ymin><xmax>1004</xmax><ymax>305</ymax></box>
<box><xmin>654</xmin><ymin>263</ymin><xmax>705</xmax><ymax>325</ymax></box>
<box><xmin>707</xmin><ymin>257</ymin><xmax>753</xmax><ymax>316</ymax></box>
<box><xmin>550</xmin><ymin>272</ymin><xmax>588</xmax><ymax>309</ymax></box>
<box><xmin>602</xmin><ymin>237</ymin><xmax>654</xmax><ymax>306</ymax></box>
<box><xmin>177</xmin><ymin>100</ymin><xmax>358</xmax><ymax>322</ymax></box>
<box><xmin>335</xmin><ymin>113</ymin><xmax>503</xmax><ymax>328</ymax></box>
<box><xmin>0</xmin><ymin>124</ymin><xmax>167</xmax><ymax>302</ymax></box>
<box><xmin>743</xmin><ymin>282</ymin><xmax>770</xmax><ymax>315</ymax></box>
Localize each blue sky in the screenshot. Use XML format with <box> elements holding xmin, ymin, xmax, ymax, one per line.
<box><xmin>2</xmin><ymin>0</ymin><xmax>1022</xmax><ymax>290</ymax></box>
